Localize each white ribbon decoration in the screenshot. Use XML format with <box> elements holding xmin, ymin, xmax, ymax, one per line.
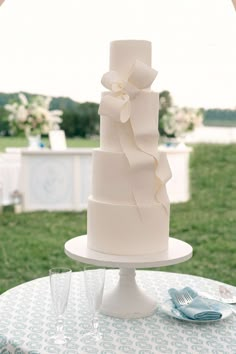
<box><xmin>99</xmin><ymin>60</ymin><xmax>171</xmax><ymax>214</ymax></box>
<box><xmin>99</xmin><ymin>94</ymin><xmax>131</xmax><ymax>123</ymax></box>
<box><xmin>98</xmin><ymin>60</ymin><xmax>157</xmax><ymax>122</ymax></box>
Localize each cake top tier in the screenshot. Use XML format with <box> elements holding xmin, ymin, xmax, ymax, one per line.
<box><xmin>110</xmin><ymin>40</ymin><xmax>152</xmax><ymax>77</ymax></box>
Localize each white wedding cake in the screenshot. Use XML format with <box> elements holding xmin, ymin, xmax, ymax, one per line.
<box><xmin>87</xmin><ymin>40</ymin><xmax>172</xmax><ymax>256</ymax></box>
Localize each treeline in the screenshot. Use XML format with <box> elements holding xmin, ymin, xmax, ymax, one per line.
<box><xmin>0</xmin><ymin>92</ymin><xmax>235</xmax><ymax>137</ymax></box>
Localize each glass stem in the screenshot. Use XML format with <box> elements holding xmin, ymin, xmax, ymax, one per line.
<box><xmin>56</xmin><ymin>315</ymin><xmax>64</xmax><ymax>336</ymax></box>
<box><xmin>92</xmin><ymin>313</ymin><xmax>99</xmax><ymax>335</ymax></box>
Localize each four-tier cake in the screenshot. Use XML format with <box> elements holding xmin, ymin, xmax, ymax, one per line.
<box><xmin>87</xmin><ymin>40</ymin><xmax>172</xmax><ymax>256</ymax></box>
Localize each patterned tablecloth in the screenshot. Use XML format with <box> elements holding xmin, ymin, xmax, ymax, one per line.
<box><xmin>0</xmin><ymin>270</ymin><xmax>235</xmax><ymax>354</ymax></box>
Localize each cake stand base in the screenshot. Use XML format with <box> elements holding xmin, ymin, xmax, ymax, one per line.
<box><xmin>64</xmin><ymin>236</ymin><xmax>192</xmax><ymax>319</ymax></box>
<box><xmin>101</xmin><ymin>268</ymin><xmax>156</xmax><ymax>318</ymax></box>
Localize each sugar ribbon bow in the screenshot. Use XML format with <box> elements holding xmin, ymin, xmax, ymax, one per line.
<box><xmin>98</xmin><ymin>60</ymin><xmax>171</xmax><ymax>215</ymax></box>
<box><xmin>98</xmin><ymin>60</ymin><xmax>157</xmax><ymax>123</ymax></box>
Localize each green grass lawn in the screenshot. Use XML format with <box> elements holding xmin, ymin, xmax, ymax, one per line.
<box><xmin>0</xmin><ymin>144</ymin><xmax>236</xmax><ymax>294</ymax></box>
<box><xmin>0</xmin><ymin>136</ymin><xmax>99</xmax><ymax>152</ymax></box>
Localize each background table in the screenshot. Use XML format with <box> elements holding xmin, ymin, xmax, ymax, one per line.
<box><xmin>20</xmin><ymin>148</ymin><xmax>92</xmax><ymax>211</ymax></box>
<box><xmin>1</xmin><ymin>145</ymin><xmax>191</xmax><ymax>210</ymax></box>
<box><xmin>159</xmin><ymin>144</ymin><xmax>192</xmax><ymax>203</ymax></box>
<box><xmin>0</xmin><ymin>152</ymin><xmax>21</xmax><ymax>205</ymax></box>
<box><xmin>0</xmin><ymin>270</ymin><xmax>235</xmax><ymax>354</ymax></box>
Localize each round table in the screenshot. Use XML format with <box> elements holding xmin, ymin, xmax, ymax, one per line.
<box><xmin>0</xmin><ymin>270</ymin><xmax>235</xmax><ymax>354</ymax></box>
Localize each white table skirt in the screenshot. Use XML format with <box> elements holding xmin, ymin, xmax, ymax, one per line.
<box><xmin>0</xmin><ymin>153</ymin><xmax>21</xmax><ymax>205</ymax></box>
<box><xmin>2</xmin><ymin>145</ymin><xmax>192</xmax><ymax>210</ymax></box>
<box><xmin>0</xmin><ymin>270</ymin><xmax>235</xmax><ymax>354</ymax></box>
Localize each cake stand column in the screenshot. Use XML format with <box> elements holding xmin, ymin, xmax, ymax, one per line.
<box><xmin>101</xmin><ymin>267</ymin><xmax>157</xmax><ymax>319</ymax></box>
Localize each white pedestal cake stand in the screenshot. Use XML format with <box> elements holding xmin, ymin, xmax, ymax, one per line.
<box><xmin>64</xmin><ymin>235</ymin><xmax>192</xmax><ymax>319</ymax></box>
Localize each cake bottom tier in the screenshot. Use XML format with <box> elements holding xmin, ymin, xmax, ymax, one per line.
<box><xmin>87</xmin><ymin>197</ymin><xmax>169</xmax><ymax>256</ymax></box>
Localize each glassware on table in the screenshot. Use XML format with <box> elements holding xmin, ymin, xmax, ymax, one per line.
<box><xmin>82</xmin><ymin>265</ymin><xmax>105</xmax><ymax>342</ymax></box>
<box><xmin>49</xmin><ymin>267</ymin><xmax>72</xmax><ymax>345</ymax></box>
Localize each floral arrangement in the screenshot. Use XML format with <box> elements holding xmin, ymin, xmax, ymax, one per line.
<box><xmin>160</xmin><ymin>106</ymin><xmax>203</xmax><ymax>138</ymax></box>
<box><xmin>5</xmin><ymin>93</ymin><xmax>63</xmax><ymax>136</ymax></box>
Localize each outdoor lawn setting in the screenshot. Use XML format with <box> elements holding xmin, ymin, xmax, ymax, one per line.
<box><xmin>0</xmin><ymin>143</ymin><xmax>235</xmax><ymax>294</ymax></box>
<box><xmin>1</xmin><ymin>1</ymin><xmax>236</xmax><ymax>352</ymax></box>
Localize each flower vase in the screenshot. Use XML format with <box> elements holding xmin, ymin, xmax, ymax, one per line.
<box><xmin>163</xmin><ymin>136</ymin><xmax>186</xmax><ymax>148</ymax></box>
<box><xmin>27</xmin><ymin>134</ymin><xmax>41</xmax><ymax>149</ymax></box>
<box><xmin>163</xmin><ymin>137</ymin><xmax>179</xmax><ymax>147</ymax></box>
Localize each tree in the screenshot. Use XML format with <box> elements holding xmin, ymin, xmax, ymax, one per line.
<box><xmin>61</xmin><ymin>102</ymin><xmax>99</xmax><ymax>138</ymax></box>
<box><xmin>159</xmin><ymin>91</ymin><xmax>173</xmax><ymax>136</ymax></box>
<box><xmin>0</xmin><ymin>106</ymin><xmax>10</xmax><ymax>136</ymax></box>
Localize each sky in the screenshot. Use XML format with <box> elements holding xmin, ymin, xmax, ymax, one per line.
<box><xmin>0</xmin><ymin>0</ymin><xmax>235</xmax><ymax>109</ymax></box>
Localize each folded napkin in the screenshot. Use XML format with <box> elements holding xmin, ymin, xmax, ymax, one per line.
<box><xmin>168</xmin><ymin>287</ymin><xmax>222</xmax><ymax>321</ymax></box>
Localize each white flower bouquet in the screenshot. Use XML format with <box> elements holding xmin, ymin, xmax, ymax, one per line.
<box><xmin>5</xmin><ymin>93</ymin><xmax>63</xmax><ymax>136</ymax></box>
<box><xmin>160</xmin><ymin>106</ymin><xmax>203</xmax><ymax>138</ymax></box>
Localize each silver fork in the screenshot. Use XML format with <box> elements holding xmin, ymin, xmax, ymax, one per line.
<box><xmin>183</xmin><ymin>291</ymin><xmax>194</xmax><ymax>302</ymax></box>
<box><xmin>175</xmin><ymin>292</ymin><xmax>193</xmax><ymax>306</ymax></box>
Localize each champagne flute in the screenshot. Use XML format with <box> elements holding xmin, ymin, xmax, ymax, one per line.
<box><xmin>82</xmin><ymin>266</ymin><xmax>105</xmax><ymax>342</ymax></box>
<box><xmin>49</xmin><ymin>267</ymin><xmax>72</xmax><ymax>345</ymax></box>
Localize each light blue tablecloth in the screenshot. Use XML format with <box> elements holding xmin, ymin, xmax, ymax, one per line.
<box><xmin>0</xmin><ymin>270</ymin><xmax>235</xmax><ymax>354</ymax></box>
